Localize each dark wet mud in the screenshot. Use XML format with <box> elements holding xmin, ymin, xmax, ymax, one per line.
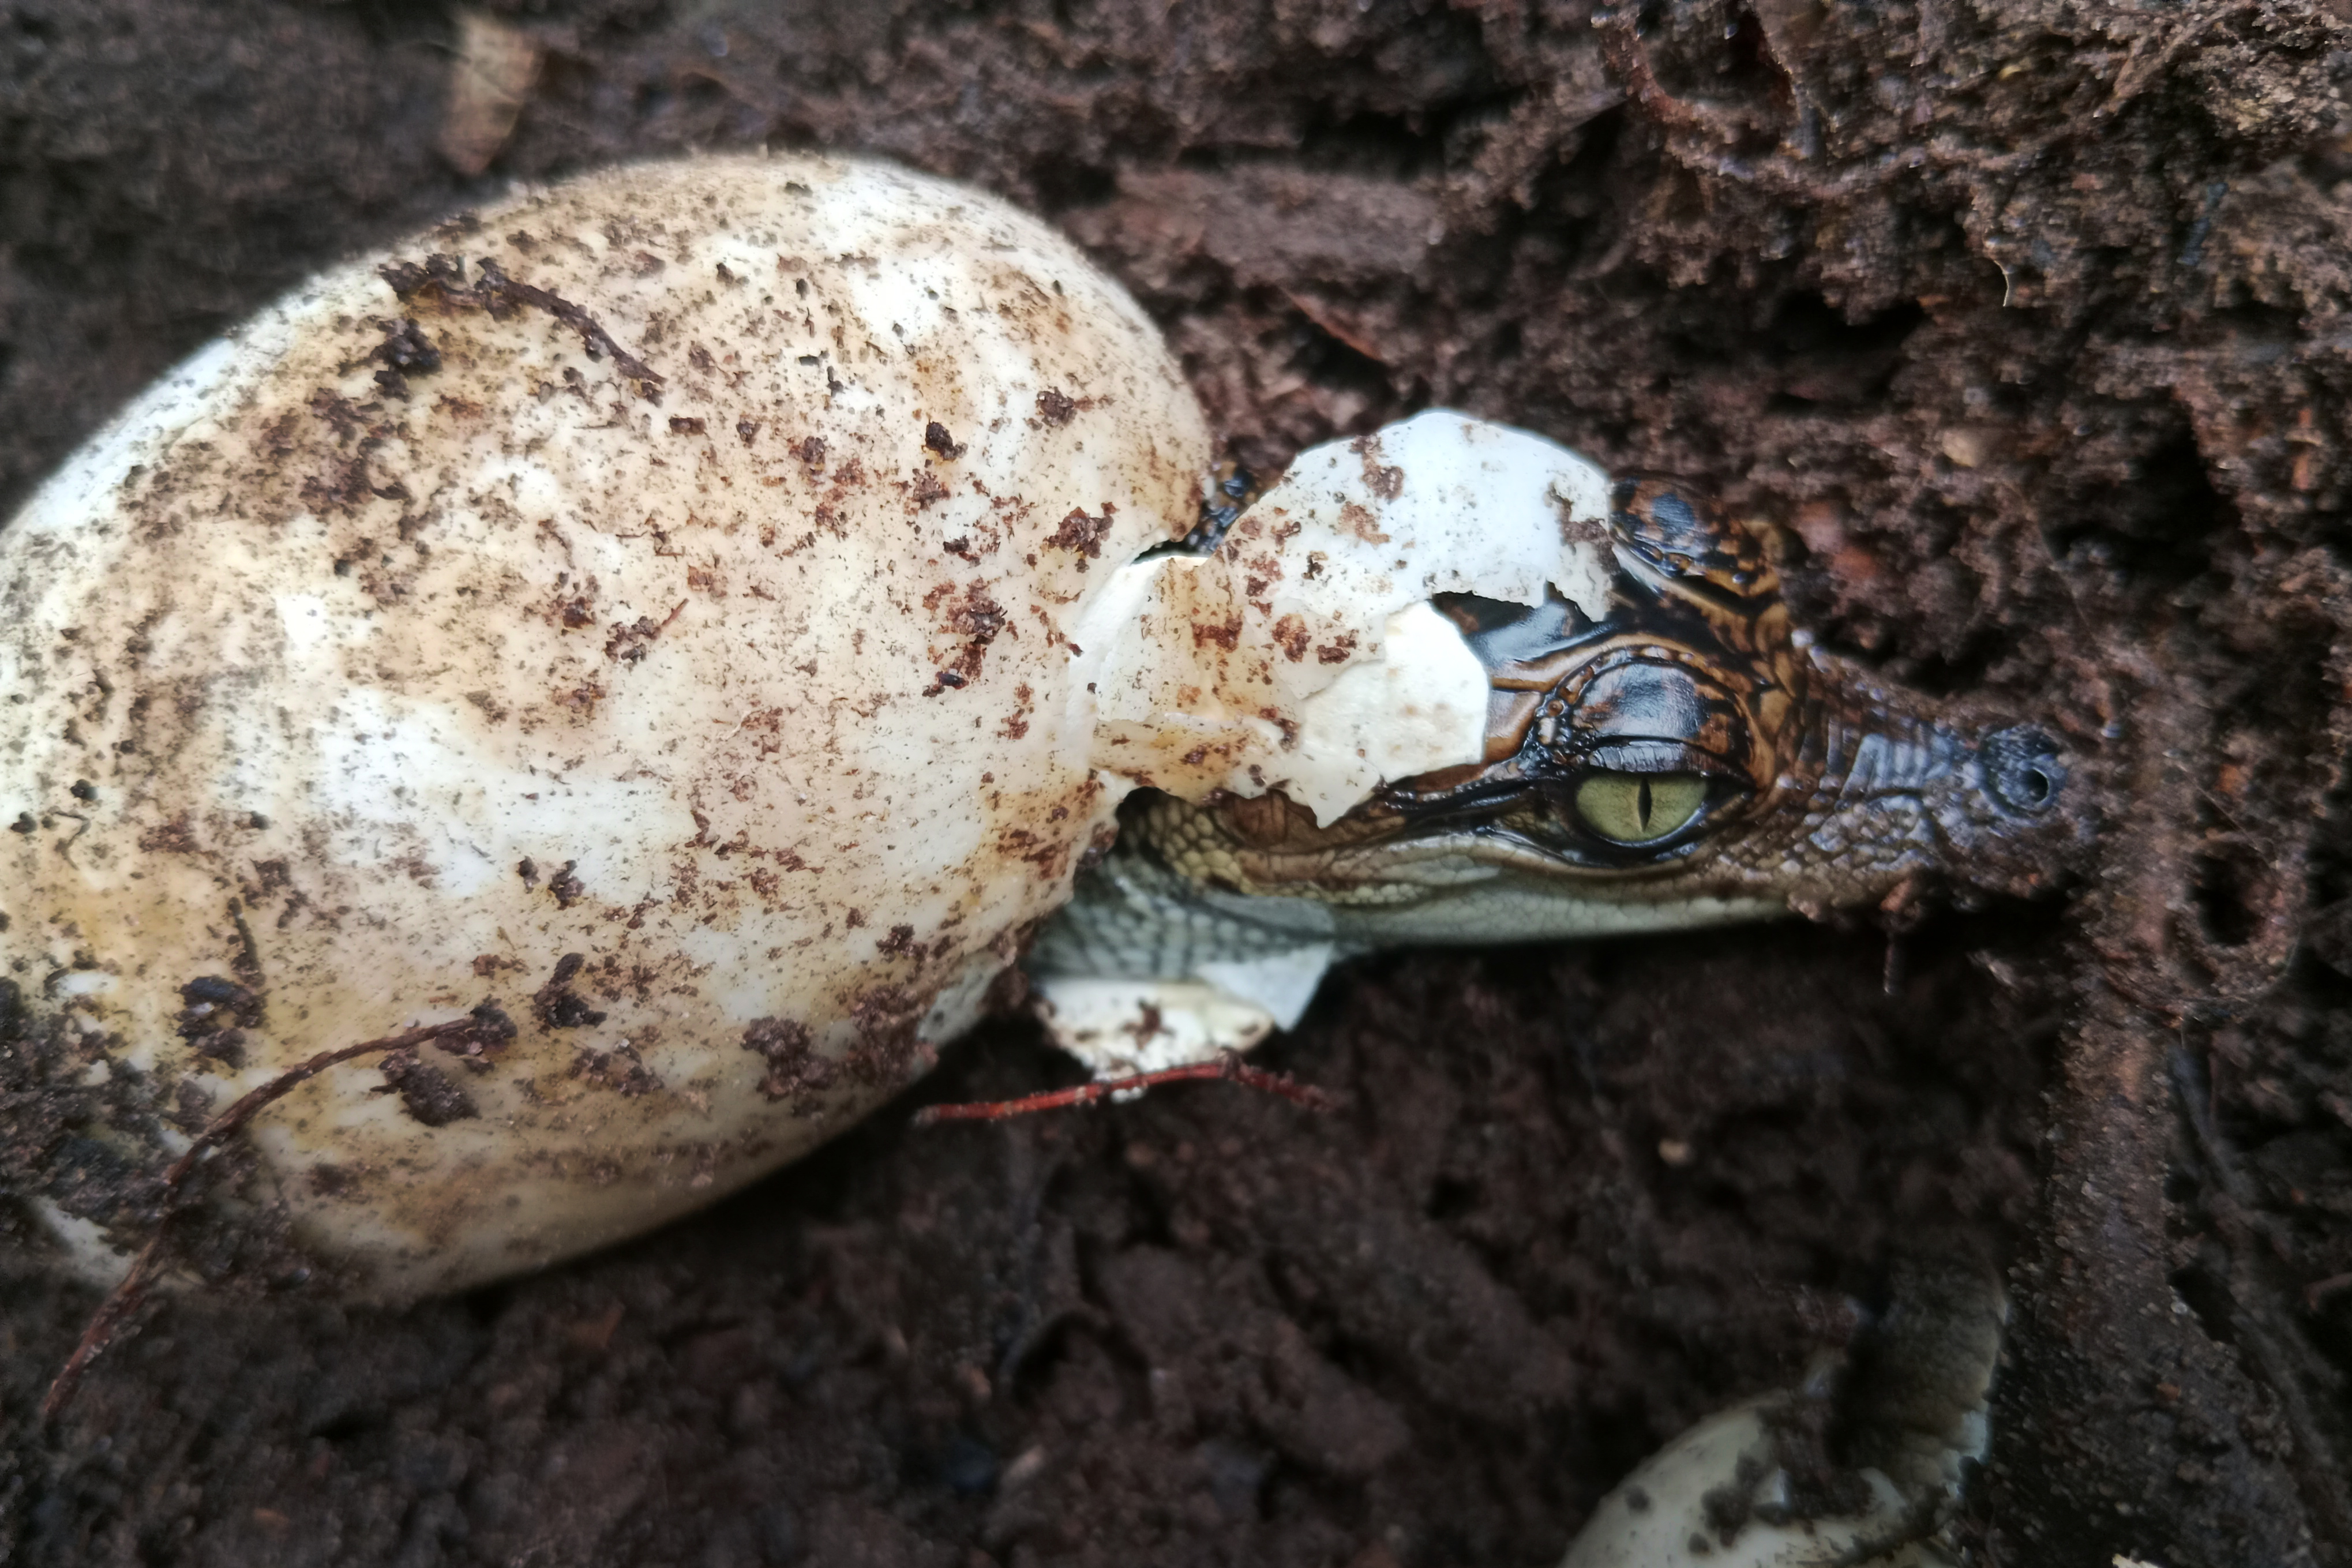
<box><xmin>4</xmin><ymin>2</ymin><xmax>2351</xmax><ymax>1564</ymax></box>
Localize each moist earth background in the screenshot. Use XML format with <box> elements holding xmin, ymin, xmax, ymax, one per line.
<box><xmin>3</xmin><ymin>2</ymin><xmax>2351</xmax><ymax>1565</ymax></box>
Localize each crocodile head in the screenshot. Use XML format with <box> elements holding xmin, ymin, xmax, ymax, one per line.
<box><xmin>1131</xmin><ymin>474</ymin><xmax>2092</xmax><ymax>939</ymax></box>
<box><xmin>1035</xmin><ymin>466</ymin><xmax>2095</xmax><ymax>1073</ymax></box>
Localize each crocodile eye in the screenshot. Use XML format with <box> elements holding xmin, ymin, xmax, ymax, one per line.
<box><xmin>1574</xmin><ymin>771</ymin><xmax>1708</xmax><ymax>845</ymax></box>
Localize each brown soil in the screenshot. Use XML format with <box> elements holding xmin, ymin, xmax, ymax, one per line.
<box><xmin>3</xmin><ymin>2</ymin><xmax>2351</xmax><ymax>1565</ymax></box>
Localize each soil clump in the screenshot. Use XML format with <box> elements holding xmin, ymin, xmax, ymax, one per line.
<box><xmin>4</xmin><ymin>2</ymin><xmax>2351</xmax><ymax>1563</ymax></box>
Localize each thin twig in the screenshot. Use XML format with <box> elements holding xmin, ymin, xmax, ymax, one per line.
<box><xmin>2307</xmin><ymin>1274</ymin><xmax>2352</xmax><ymax>1312</ymax></box>
<box><xmin>1596</xmin><ymin>11</ymin><xmax>1745</xmax><ymax>145</ymax></box>
<box><xmin>42</xmin><ymin>1013</ymin><xmax>507</xmax><ymax>1421</ymax></box>
<box><xmin>913</xmin><ymin>1050</ymin><xmax>1339</xmax><ymax>1126</ymax></box>
<box><xmin>378</xmin><ymin>254</ymin><xmax>664</xmax><ymax>395</ymax></box>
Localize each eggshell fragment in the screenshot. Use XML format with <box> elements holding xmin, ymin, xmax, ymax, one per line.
<box><xmin>1559</xmin><ymin>1265</ymin><xmax>2004</xmax><ymax>1568</ymax></box>
<box><xmin>1559</xmin><ymin>1402</ymin><xmax>1948</xmax><ymax>1568</ymax></box>
<box><xmin>1081</xmin><ymin>410</ymin><xmax>1615</xmax><ymax>823</ymax></box>
<box><xmin>0</xmin><ymin>152</ymin><xmax>1209</xmax><ymax>1298</ymax></box>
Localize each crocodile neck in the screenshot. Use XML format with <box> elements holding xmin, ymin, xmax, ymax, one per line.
<box><xmin>1027</xmin><ymin>796</ymin><xmax>1785</xmax><ymax>985</ymax></box>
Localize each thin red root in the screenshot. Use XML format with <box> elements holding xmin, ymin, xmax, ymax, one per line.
<box><xmin>1596</xmin><ymin>10</ymin><xmax>1744</xmax><ymax>145</ymax></box>
<box><xmin>913</xmin><ymin>1050</ymin><xmax>1339</xmax><ymax>1126</ymax></box>
<box><xmin>42</xmin><ymin>1016</ymin><xmax>493</xmax><ymax>1422</ymax></box>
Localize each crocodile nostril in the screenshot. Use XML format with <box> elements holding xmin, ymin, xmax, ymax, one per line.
<box><xmin>1982</xmin><ymin>725</ymin><xmax>2065</xmax><ymax>815</ymax></box>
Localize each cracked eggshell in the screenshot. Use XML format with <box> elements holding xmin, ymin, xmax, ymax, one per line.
<box><xmin>1079</xmin><ymin>410</ymin><xmax>1615</xmax><ymax>824</ymax></box>
<box><xmin>1558</xmin><ymin>1399</ymin><xmax>1948</xmax><ymax>1568</ymax></box>
<box><xmin>0</xmin><ymin>152</ymin><xmax>1210</xmax><ymax>1299</ymax></box>
<box><xmin>1559</xmin><ymin>1266</ymin><xmax>2002</xmax><ymax>1568</ymax></box>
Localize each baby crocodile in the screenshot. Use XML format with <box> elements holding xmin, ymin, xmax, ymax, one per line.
<box><xmin>1030</xmin><ymin>473</ymin><xmax>2094</xmax><ymax>1074</ymax></box>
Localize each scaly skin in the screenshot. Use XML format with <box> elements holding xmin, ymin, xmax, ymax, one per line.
<box><xmin>1033</xmin><ymin>477</ymin><xmax>2093</xmax><ymax>993</ymax></box>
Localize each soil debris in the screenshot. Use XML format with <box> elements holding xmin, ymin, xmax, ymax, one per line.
<box><xmin>4</xmin><ymin>1</ymin><xmax>2352</xmax><ymax>1565</ymax></box>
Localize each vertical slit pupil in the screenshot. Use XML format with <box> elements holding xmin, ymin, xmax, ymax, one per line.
<box><xmin>1636</xmin><ymin>777</ymin><xmax>1653</xmax><ymax>832</ymax></box>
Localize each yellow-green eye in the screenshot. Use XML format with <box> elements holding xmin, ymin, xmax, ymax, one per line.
<box><xmin>1574</xmin><ymin>772</ymin><xmax>1708</xmax><ymax>845</ymax></box>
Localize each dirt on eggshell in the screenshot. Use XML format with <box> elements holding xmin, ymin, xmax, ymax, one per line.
<box><xmin>3</xmin><ymin>3</ymin><xmax>2352</xmax><ymax>1567</ymax></box>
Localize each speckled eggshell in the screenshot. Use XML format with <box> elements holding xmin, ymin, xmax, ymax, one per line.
<box><xmin>0</xmin><ymin>152</ymin><xmax>1211</xmax><ymax>1299</ymax></box>
<box><xmin>1082</xmin><ymin>411</ymin><xmax>1615</xmax><ymax>823</ymax></box>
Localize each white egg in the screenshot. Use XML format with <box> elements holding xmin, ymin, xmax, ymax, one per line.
<box><xmin>0</xmin><ymin>151</ymin><xmax>1211</xmax><ymax>1299</ymax></box>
